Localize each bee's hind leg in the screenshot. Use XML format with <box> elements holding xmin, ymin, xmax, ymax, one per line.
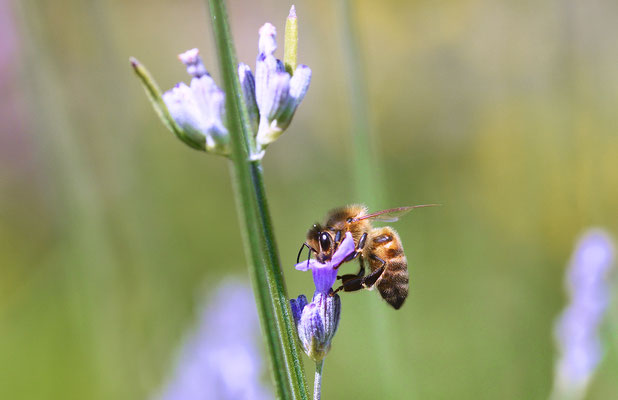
<box><xmin>332</xmin><ymin>259</ymin><xmax>385</xmax><ymax>295</ymax></box>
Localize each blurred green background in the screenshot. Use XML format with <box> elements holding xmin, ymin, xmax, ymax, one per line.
<box><xmin>1</xmin><ymin>0</ymin><xmax>617</xmax><ymax>399</ymax></box>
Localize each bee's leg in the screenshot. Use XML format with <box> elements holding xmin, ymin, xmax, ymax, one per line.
<box><xmin>332</xmin><ymin>275</ymin><xmax>363</xmax><ymax>294</ymax></box>
<box><xmin>358</xmin><ymin>254</ymin><xmax>387</xmax><ymax>288</ymax></box>
<box><xmin>332</xmin><ymin>263</ymin><xmax>385</xmax><ymax>294</ymax></box>
<box><xmin>334</xmin><ymin>230</ymin><xmax>342</xmax><ymax>246</ymax></box>
<box><xmin>342</xmin><ymin>232</ymin><xmax>368</xmax><ymax>263</ymax></box>
<box><xmin>370</xmin><ymin>253</ymin><xmax>386</xmax><ymax>268</ymax></box>
<box><xmin>361</xmin><ymin>265</ymin><xmax>385</xmax><ymax>288</ymax></box>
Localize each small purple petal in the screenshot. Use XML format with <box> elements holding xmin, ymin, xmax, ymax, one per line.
<box><xmin>331</xmin><ymin>232</ymin><xmax>356</xmax><ymax>267</ymax></box>
<box><xmin>295</xmin><ymin>259</ymin><xmax>321</xmax><ymax>272</ymax></box>
<box><xmin>312</xmin><ymin>266</ymin><xmax>338</xmax><ymax>294</ymax></box>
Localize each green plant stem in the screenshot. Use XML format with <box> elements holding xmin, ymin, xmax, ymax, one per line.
<box><xmin>207</xmin><ymin>0</ymin><xmax>308</xmax><ymax>399</ymax></box>
<box><xmin>313</xmin><ymin>360</ymin><xmax>324</xmax><ymax>400</ymax></box>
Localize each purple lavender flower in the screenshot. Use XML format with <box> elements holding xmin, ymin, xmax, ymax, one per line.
<box><xmin>290</xmin><ymin>291</ymin><xmax>341</xmax><ymax>362</ymax></box>
<box><xmin>551</xmin><ymin>229</ymin><xmax>615</xmax><ymax>400</ymax></box>
<box><xmin>162</xmin><ymin>49</ymin><xmax>230</xmax><ymax>155</ymax></box>
<box><xmin>155</xmin><ymin>280</ymin><xmax>272</xmax><ymax>400</ymax></box>
<box><xmin>254</xmin><ymin>22</ymin><xmax>311</xmax><ymax>153</ymax></box>
<box><xmin>294</xmin><ymin>232</ymin><xmax>356</xmax><ymax>294</ymax></box>
<box><xmin>290</xmin><ymin>232</ymin><xmax>354</xmax><ymax>362</ymax></box>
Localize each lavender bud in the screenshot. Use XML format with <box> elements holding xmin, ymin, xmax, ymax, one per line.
<box><xmin>161</xmin><ymin>49</ymin><xmax>230</xmax><ymax>155</ymax></box>
<box><xmin>290</xmin><ymin>294</ymin><xmax>309</xmax><ymax>326</ymax></box>
<box><xmin>254</xmin><ymin>22</ymin><xmax>311</xmax><ymax>153</ymax></box>
<box><xmin>258</xmin><ymin>23</ymin><xmax>277</xmax><ymax>55</ymax></box>
<box><xmin>162</xmin><ymin>83</ymin><xmax>209</xmax><ymax>148</ymax></box>
<box><xmin>238</xmin><ymin>63</ymin><xmax>259</xmax><ymax>131</ymax></box>
<box><xmin>551</xmin><ymin>229</ymin><xmax>615</xmax><ymax>400</ymax></box>
<box><xmin>291</xmin><ymin>291</ymin><xmax>341</xmax><ymax>362</ymax></box>
<box><xmin>178</xmin><ymin>48</ymin><xmax>208</xmax><ymax>78</ymax></box>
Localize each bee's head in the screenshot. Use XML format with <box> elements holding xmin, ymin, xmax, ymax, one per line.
<box><xmin>306</xmin><ymin>223</ymin><xmax>334</xmax><ymax>263</ymax></box>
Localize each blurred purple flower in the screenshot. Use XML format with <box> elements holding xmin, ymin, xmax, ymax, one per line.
<box><xmin>294</xmin><ymin>232</ymin><xmax>355</xmax><ymax>294</ymax></box>
<box><xmin>551</xmin><ymin>229</ymin><xmax>615</xmax><ymax>400</ymax></box>
<box><xmin>155</xmin><ymin>280</ymin><xmax>272</xmax><ymax>400</ymax></box>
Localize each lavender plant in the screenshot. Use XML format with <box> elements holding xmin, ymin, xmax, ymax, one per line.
<box><xmin>550</xmin><ymin>229</ymin><xmax>616</xmax><ymax>400</ymax></box>
<box><xmin>131</xmin><ymin>3</ymin><xmax>311</xmax><ymax>399</ymax></box>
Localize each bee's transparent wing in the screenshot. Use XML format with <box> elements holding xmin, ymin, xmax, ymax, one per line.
<box><xmin>354</xmin><ymin>205</ymin><xmax>440</xmax><ymax>223</ymax></box>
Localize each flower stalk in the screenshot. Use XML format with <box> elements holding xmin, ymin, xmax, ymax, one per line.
<box><xmin>313</xmin><ymin>360</ymin><xmax>324</xmax><ymax>400</ymax></box>
<box><xmin>207</xmin><ymin>0</ymin><xmax>309</xmax><ymax>399</ymax></box>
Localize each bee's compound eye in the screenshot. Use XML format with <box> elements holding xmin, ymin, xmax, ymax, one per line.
<box><xmin>319</xmin><ymin>232</ymin><xmax>332</xmax><ymax>251</ymax></box>
<box><xmin>346</xmin><ymin>218</ymin><xmax>353</xmax><ymax>223</ymax></box>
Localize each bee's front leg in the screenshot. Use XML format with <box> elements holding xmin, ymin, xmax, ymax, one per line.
<box><xmin>342</xmin><ymin>232</ymin><xmax>367</xmax><ymax>263</ymax></box>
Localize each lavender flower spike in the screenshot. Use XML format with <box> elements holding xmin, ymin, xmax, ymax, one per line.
<box><xmin>155</xmin><ymin>280</ymin><xmax>272</xmax><ymax>400</ymax></box>
<box><xmin>550</xmin><ymin>229</ymin><xmax>615</xmax><ymax>400</ymax></box>
<box><xmin>295</xmin><ymin>232</ymin><xmax>356</xmax><ymax>293</ymax></box>
<box><xmin>290</xmin><ymin>291</ymin><xmax>342</xmax><ymax>362</ymax></box>
<box><xmin>254</xmin><ymin>23</ymin><xmax>311</xmax><ymax>155</ymax></box>
<box><xmin>162</xmin><ymin>48</ymin><xmax>230</xmax><ymax>155</ymax></box>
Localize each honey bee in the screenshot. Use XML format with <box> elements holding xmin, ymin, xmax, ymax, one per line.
<box><xmin>298</xmin><ymin>204</ymin><xmax>438</xmax><ymax>309</ymax></box>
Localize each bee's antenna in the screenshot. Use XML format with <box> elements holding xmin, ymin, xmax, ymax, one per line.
<box><xmin>296</xmin><ymin>242</ymin><xmax>314</xmax><ymax>264</ymax></box>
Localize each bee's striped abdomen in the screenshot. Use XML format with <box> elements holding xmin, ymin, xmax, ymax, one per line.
<box><xmin>368</xmin><ymin>227</ymin><xmax>410</xmax><ymax>310</ymax></box>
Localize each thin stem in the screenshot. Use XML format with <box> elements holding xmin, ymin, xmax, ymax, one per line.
<box><xmin>313</xmin><ymin>360</ymin><xmax>324</xmax><ymax>400</ymax></box>
<box><xmin>207</xmin><ymin>0</ymin><xmax>309</xmax><ymax>399</ymax></box>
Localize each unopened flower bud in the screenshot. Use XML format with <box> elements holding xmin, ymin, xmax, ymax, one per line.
<box><xmin>178</xmin><ymin>48</ymin><xmax>208</xmax><ymax>78</ymax></box>
<box><xmin>161</xmin><ymin>49</ymin><xmax>230</xmax><ymax>155</ymax></box>
<box><xmin>254</xmin><ymin>23</ymin><xmax>311</xmax><ymax>153</ymax></box>
<box><xmin>291</xmin><ymin>291</ymin><xmax>341</xmax><ymax>362</ymax></box>
<box><xmin>238</xmin><ymin>63</ymin><xmax>259</xmax><ymax>131</ymax></box>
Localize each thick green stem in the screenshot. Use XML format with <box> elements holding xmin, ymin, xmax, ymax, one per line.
<box><xmin>208</xmin><ymin>0</ymin><xmax>308</xmax><ymax>398</ymax></box>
